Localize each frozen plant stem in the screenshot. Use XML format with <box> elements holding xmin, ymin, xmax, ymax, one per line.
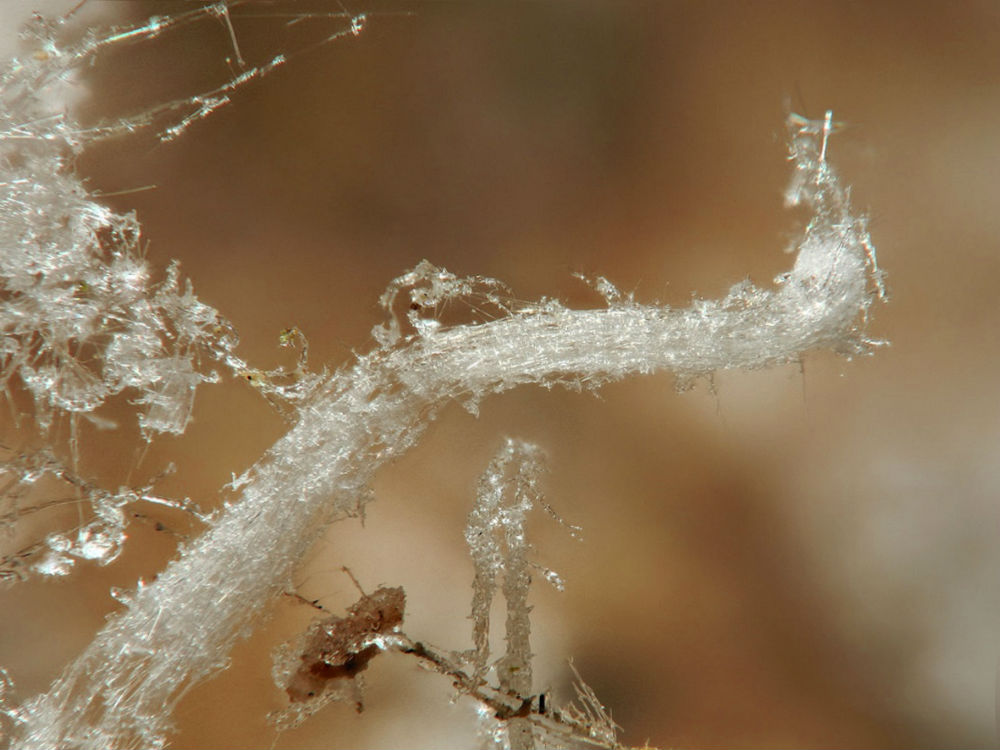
<box><xmin>7</xmin><ymin>104</ymin><xmax>884</xmax><ymax>747</ymax></box>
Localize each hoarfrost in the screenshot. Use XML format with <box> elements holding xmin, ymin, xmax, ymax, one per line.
<box><xmin>466</xmin><ymin>439</ymin><xmax>579</xmax><ymax>750</ymax></box>
<box><xmin>467</xmin><ymin>439</ymin><xmax>545</xmax><ymax>688</ymax></box>
<box><xmin>32</xmin><ymin>550</ymin><xmax>72</xmax><ymax>577</ymax></box>
<box><xmin>373</xmin><ymin>259</ymin><xmax>513</xmax><ymax>348</ymax></box>
<box><xmin>0</xmin><ymin>5</ymin><xmax>886</xmax><ymax>748</ymax></box>
<box><xmin>0</xmin><ymin>4</ymin><xmax>347</xmax><ymax>441</ymax></box>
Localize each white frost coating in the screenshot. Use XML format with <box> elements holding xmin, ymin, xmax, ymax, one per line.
<box><xmin>7</xmin><ymin>104</ymin><xmax>883</xmax><ymax>748</ymax></box>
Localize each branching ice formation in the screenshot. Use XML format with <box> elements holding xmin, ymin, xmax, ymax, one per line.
<box><xmin>467</xmin><ymin>439</ymin><xmax>543</xmax><ymax>750</ymax></box>
<box><xmin>464</xmin><ymin>439</ymin><xmax>592</xmax><ymax>750</ymax></box>
<box><xmin>0</xmin><ymin>6</ymin><xmax>885</xmax><ymax>749</ymax></box>
<box><xmin>0</xmin><ymin>1</ymin><xmax>349</xmax><ymax>601</ymax></box>
<box><xmin>0</xmin><ymin>445</ymin><xmax>204</xmax><ymax>584</ymax></box>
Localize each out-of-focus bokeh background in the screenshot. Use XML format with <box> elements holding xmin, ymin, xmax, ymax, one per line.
<box><xmin>3</xmin><ymin>1</ymin><xmax>1000</xmax><ymax>747</ymax></box>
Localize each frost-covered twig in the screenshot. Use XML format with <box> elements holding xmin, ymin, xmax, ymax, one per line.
<box><xmin>392</xmin><ymin>637</ymin><xmax>626</xmax><ymax>750</ymax></box>
<box><xmin>8</xmin><ymin>112</ymin><xmax>882</xmax><ymax>748</ymax></box>
<box><xmin>1</xmin><ymin>8</ymin><xmax>884</xmax><ymax>749</ymax></box>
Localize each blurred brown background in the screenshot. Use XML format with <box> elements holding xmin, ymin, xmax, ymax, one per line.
<box><xmin>3</xmin><ymin>1</ymin><xmax>1000</xmax><ymax>747</ymax></box>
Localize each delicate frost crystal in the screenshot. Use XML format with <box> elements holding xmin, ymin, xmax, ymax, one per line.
<box><xmin>466</xmin><ymin>439</ymin><xmax>578</xmax><ymax>750</ymax></box>
<box><xmin>0</xmin><ymin>447</ymin><xmax>190</xmax><ymax>584</ymax></box>
<box><xmin>0</xmin><ymin>10</ymin><xmax>259</xmax><ymax>441</ymax></box>
<box><xmin>373</xmin><ymin>259</ymin><xmax>513</xmax><ymax>348</ymax></box>
<box><xmin>466</xmin><ymin>439</ymin><xmax>546</xmax><ymax>686</ymax></box>
<box><xmin>538</xmin><ymin>567</ymin><xmax>565</xmax><ymax>592</ymax></box>
<box><xmin>0</xmin><ymin>165</ymin><xmax>236</xmax><ymax>436</ymax></box>
<box><xmin>34</xmin><ymin>505</ymin><xmax>126</xmax><ymax>575</ymax></box>
<box><xmin>75</xmin><ymin>523</ymin><xmax>122</xmax><ymax>562</ymax></box>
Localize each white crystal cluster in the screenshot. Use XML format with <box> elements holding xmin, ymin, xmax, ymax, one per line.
<box><xmin>0</xmin><ymin>14</ymin><xmax>241</xmax><ymax>438</ymax></box>
<box><xmin>0</xmin><ymin>8</ymin><xmax>884</xmax><ymax>749</ymax></box>
<box><xmin>0</xmin><ymin>10</ymin><xmax>252</xmax><ymax>595</ymax></box>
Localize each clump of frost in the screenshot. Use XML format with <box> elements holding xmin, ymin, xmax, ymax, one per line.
<box><xmin>0</xmin><ymin>12</ymin><xmax>245</xmax><ymax>439</ymax></box>
<box><xmin>572</xmin><ymin>272</ymin><xmax>633</xmax><ymax>308</ymax></box>
<box><xmin>0</xmin><ymin>3</ymin><xmax>364</xmax><ymax>593</ymax></box>
<box><xmin>0</xmin><ymin>4</ymin><xmax>369</xmax><ymax>445</ymax></box>
<box><xmin>373</xmin><ymin>259</ymin><xmax>514</xmax><ymax>347</ymax></box>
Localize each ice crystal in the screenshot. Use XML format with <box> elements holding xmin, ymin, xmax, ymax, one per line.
<box><xmin>467</xmin><ymin>439</ymin><xmax>553</xmax><ymax>691</ymax></box>
<box><xmin>466</xmin><ymin>439</ymin><xmax>581</xmax><ymax>750</ymax></box>
<box><xmin>548</xmin><ymin>663</ymin><xmax>623</xmax><ymax>750</ymax></box>
<box><xmin>0</xmin><ymin>445</ymin><xmax>201</xmax><ymax>585</ymax></box>
<box><xmin>373</xmin><ymin>259</ymin><xmax>513</xmax><ymax>349</ymax></box>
